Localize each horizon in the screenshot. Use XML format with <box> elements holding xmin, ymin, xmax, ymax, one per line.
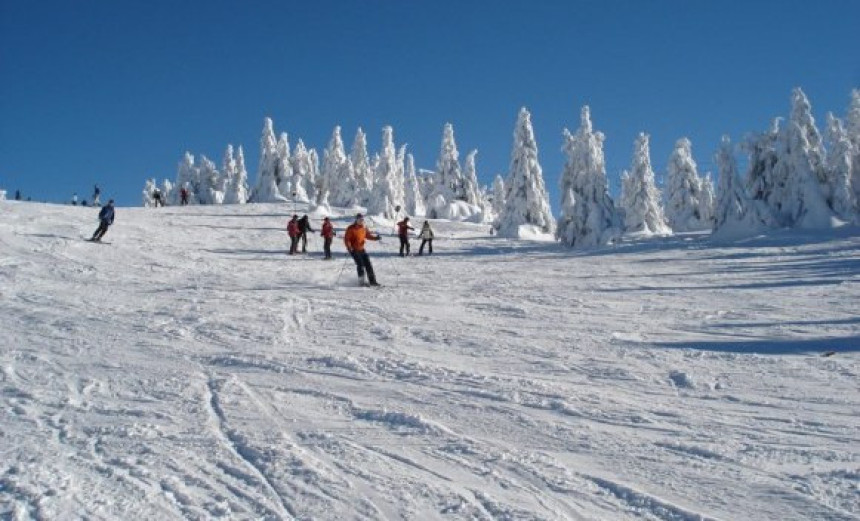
<box><xmin>2</xmin><ymin>0</ymin><xmax>859</xmax><ymax>207</ymax></box>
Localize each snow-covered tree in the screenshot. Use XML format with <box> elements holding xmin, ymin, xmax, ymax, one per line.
<box><xmin>771</xmin><ymin>88</ymin><xmax>837</xmax><ymax>228</ymax></box>
<box><xmin>825</xmin><ymin>113</ymin><xmax>856</xmax><ymax>219</ymax></box>
<box><xmin>252</xmin><ymin>118</ymin><xmax>287</xmax><ymax>202</ymax></box>
<box><xmin>174</xmin><ymin>152</ymin><xmax>199</xmax><ymax>205</ymax></box>
<box><xmin>620</xmin><ymin>133</ymin><xmax>670</xmax><ymax>234</ymax></box>
<box><xmin>848</xmin><ymin>90</ymin><xmax>860</xmax><ymax>209</ymax></box>
<box><xmin>698</xmin><ymin>173</ymin><xmax>716</xmax><ymax>227</ymax></box>
<box><xmin>220</xmin><ymin>144</ymin><xmax>237</xmax><ymax>196</ymax></box>
<box><xmin>428</xmin><ymin>123</ymin><xmax>463</xmax><ymax>214</ymax></box>
<box><xmin>496</xmin><ymin>108</ymin><xmax>556</xmax><ymax>237</ymax></box>
<box><xmin>325</xmin><ymin>126</ymin><xmax>359</xmax><ymax>208</ymax></box>
<box><xmin>713</xmin><ymin>136</ymin><xmax>774</xmax><ymax>236</ymax></box>
<box><xmin>142</xmin><ymin>179</ymin><xmax>157</xmax><ymax>207</ymax></box>
<box><xmin>556</xmin><ymin>106</ymin><xmax>622</xmax><ymax>247</ymax></box>
<box><xmin>306</xmin><ymin>148</ymin><xmax>319</xmax><ymax>203</ymax></box>
<box><xmin>665</xmin><ymin>138</ymin><xmax>711</xmax><ymax>231</ymax></box>
<box><xmin>462</xmin><ymin>149</ymin><xmax>481</xmax><ymax>205</ymax></box>
<box><xmin>223</xmin><ymin>145</ymin><xmax>249</xmax><ymax>204</ymax></box>
<box><xmin>275</xmin><ymin>132</ymin><xmax>295</xmax><ymax>198</ymax></box>
<box><xmin>394</xmin><ymin>144</ymin><xmax>407</xmax><ymax>212</ymax></box>
<box><xmin>491</xmin><ymin>175</ymin><xmax>506</xmax><ymax>223</ymax></box>
<box><xmin>196</xmin><ymin>155</ymin><xmax>221</xmax><ymax>205</ymax></box>
<box><xmin>404</xmin><ymin>153</ymin><xmax>426</xmax><ymax>217</ymax></box>
<box><xmin>351</xmin><ymin>128</ymin><xmax>372</xmax><ymax>204</ymax></box>
<box><xmin>744</xmin><ymin>118</ymin><xmax>781</xmax><ymax>212</ymax></box>
<box><xmin>367</xmin><ymin>126</ymin><xmax>402</xmax><ymax>218</ymax></box>
<box><xmin>288</xmin><ymin>139</ymin><xmax>310</xmax><ymax>203</ymax></box>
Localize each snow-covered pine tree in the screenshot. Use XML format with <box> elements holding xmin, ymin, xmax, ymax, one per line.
<box><xmin>744</xmin><ymin>118</ymin><xmax>781</xmax><ymax>217</ymax></box>
<box><xmin>404</xmin><ymin>153</ymin><xmax>426</xmax><ymax>217</ymax></box>
<box><xmin>496</xmin><ymin>108</ymin><xmax>556</xmax><ymax>237</ymax></box>
<box><xmin>665</xmin><ymin>137</ymin><xmax>711</xmax><ymax>231</ymax></box>
<box><xmin>825</xmin><ymin>113</ymin><xmax>856</xmax><ymax>219</ymax></box>
<box><xmin>219</xmin><ymin>144</ymin><xmax>237</xmax><ymax>197</ymax></box>
<box><xmin>848</xmin><ymin>90</ymin><xmax>860</xmax><ymax>209</ymax></box>
<box><xmin>142</xmin><ymin>179</ymin><xmax>156</xmax><ymax>207</ymax></box>
<box><xmin>367</xmin><ymin>126</ymin><xmax>401</xmax><ymax>218</ymax></box>
<box><xmin>698</xmin><ymin>173</ymin><xmax>716</xmax><ymax>227</ymax></box>
<box><xmin>462</xmin><ymin>149</ymin><xmax>482</xmax><ymax>206</ymax></box>
<box><xmin>427</xmin><ymin>123</ymin><xmax>463</xmax><ymax>218</ymax></box>
<box><xmin>223</xmin><ymin>145</ymin><xmax>249</xmax><ymax>204</ymax></box>
<box><xmin>276</xmin><ymin>133</ymin><xmax>295</xmax><ymax>198</ymax></box>
<box><xmin>556</xmin><ymin>106</ymin><xmax>622</xmax><ymax>247</ymax></box>
<box><xmin>491</xmin><ymin>175</ymin><xmax>506</xmax><ymax>224</ymax></box>
<box><xmin>713</xmin><ymin>136</ymin><xmax>774</xmax><ymax>236</ymax></box>
<box><xmin>325</xmin><ymin>126</ymin><xmax>359</xmax><ymax>208</ymax></box>
<box><xmin>351</xmin><ymin>128</ymin><xmax>372</xmax><ymax>205</ymax></box>
<box><xmin>174</xmin><ymin>152</ymin><xmax>199</xmax><ymax>205</ymax></box>
<box><xmin>773</xmin><ymin>88</ymin><xmax>837</xmax><ymax>228</ymax></box>
<box><xmin>288</xmin><ymin>139</ymin><xmax>310</xmax><ymax>203</ymax></box>
<box><xmin>252</xmin><ymin>118</ymin><xmax>287</xmax><ymax>203</ymax></box>
<box><xmin>395</xmin><ymin>144</ymin><xmax>407</xmax><ymax>213</ymax></box>
<box><xmin>620</xmin><ymin>133</ymin><xmax>670</xmax><ymax>234</ymax></box>
<box><xmin>306</xmin><ymin>148</ymin><xmax>319</xmax><ymax>203</ymax></box>
<box><xmin>196</xmin><ymin>155</ymin><xmax>221</xmax><ymax>205</ymax></box>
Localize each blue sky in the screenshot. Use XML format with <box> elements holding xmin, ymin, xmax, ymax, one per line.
<box><xmin>1</xmin><ymin>0</ymin><xmax>858</xmax><ymax>207</ymax></box>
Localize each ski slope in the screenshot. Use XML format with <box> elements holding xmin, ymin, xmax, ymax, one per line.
<box><xmin>1</xmin><ymin>201</ymin><xmax>858</xmax><ymax>520</ymax></box>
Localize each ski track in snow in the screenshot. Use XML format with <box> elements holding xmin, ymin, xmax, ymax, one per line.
<box><xmin>1</xmin><ymin>201</ymin><xmax>859</xmax><ymax>520</ymax></box>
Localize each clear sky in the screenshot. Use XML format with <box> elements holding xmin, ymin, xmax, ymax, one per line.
<box><xmin>1</xmin><ymin>0</ymin><xmax>858</xmax><ymax>207</ymax></box>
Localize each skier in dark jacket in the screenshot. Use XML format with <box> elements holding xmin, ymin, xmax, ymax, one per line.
<box><xmin>298</xmin><ymin>215</ymin><xmax>314</xmax><ymax>253</ymax></box>
<box><xmin>90</xmin><ymin>200</ymin><xmax>115</xmax><ymax>242</ymax></box>
<box><xmin>396</xmin><ymin>217</ymin><xmax>414</xmax><ymax>256</ymax></box>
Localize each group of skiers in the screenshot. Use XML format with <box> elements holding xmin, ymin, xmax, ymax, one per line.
<box><xmin>285</xmin><ymin>212</ymin><xmax>436</xmax><ymax>286</ymax></box>
<box><xmin>71</xmin><ymin>185</ymin><xmax>102</xmax><ymax>207</ymax></box>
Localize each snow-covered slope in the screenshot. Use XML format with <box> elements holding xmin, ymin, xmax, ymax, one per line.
<box><xmin>1</xmin><ymin>201</ymin><xmax>858</xmax><ymax>520</ymax></box>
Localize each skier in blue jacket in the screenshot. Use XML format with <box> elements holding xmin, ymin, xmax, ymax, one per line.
<box><xmin>90</xmin><ymin>200</ymin><xmax>115</xmax><ymax>242</ymax></box>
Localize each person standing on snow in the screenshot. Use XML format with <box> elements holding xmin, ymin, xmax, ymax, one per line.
<box><xmin>287</xmin><ymin>215</ymin><xmax>301</xmax><ymax>255</ymax></box>
<box><xmin>321</xmin><ymin>217</ymin><xmax>335</xmax><ymax>259</ymax></box>
<box><xmin>92</xmin><ymin>185</ymin><xmax>101</xmax><ymax>206</ymax></box>
<box><xmin>90</xmin><ymin>199</ymin><xmax>115</xmax><ymax>242</ymax></box>
<box><xmin>152</xmin><ymin>188</ymin><xmax>164</xmax><ymax>207</ymax></box>
<box><xmin>180</xmin><ymin>186</ymin><xmax>190</xmax><ymax>205</ymax></box>
<box><xmin>396</xmin><ymin>217</ymin><xmax>414</xmax><ymax>257</ymax></box>
<box><xmin>418</xmin><ymin>220</ymin><xmax>434</xmax><ymax>255</ymax></box>
<box><xmin>72</xmin><ymin>193</ymin><xmax>78</xmax><ymax>206</ymax></box>
<box><xmin>344</xmin><ymin>213</ymin><xmax>381</xmax><ymax>286</ymax></box>
<box><xmin>298</xmin><ymin>215</ymin><xmax>314</xmax><ymax>253</ymax></box>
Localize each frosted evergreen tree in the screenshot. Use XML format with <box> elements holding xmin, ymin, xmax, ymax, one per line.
<box><xmin>306</xmin><ymin>148</ymin><xmax>319</xmax><ymax>203</ymax></box>
<box><xmin>427</xmin><ymin>123</ymin><xmax>463</xmax><ymax>217</ymax></box>
<box><xmin>326</xmin><ymin>127</ymin><xmax>360</xmax><ymax>207</ymax></box>
<box><xmin>556</xmin><ymin>106</ymin><xmax>622</xmax><ymax>247</ymax></box>
<box><xmin>496</xmin><ymin>108</ymin><xmax>556</xmax><ymax>237</ymax></box>
<box><xmin>367</xmin><ymin>126</ymin><xmax>401</xmax><ymax>218</ymax></box>
<box><xmin>142</xmin><ymin>179</ymin><xmax>156</xmax><ymax>207</ymax></box>
<box><xmin>744</xmin><ymin>118</ymin><xmax>781</xmax><ymax>213</ymax></box>
<box><xmin>288</xmin><ymin>139</ymin><xmax>310</xmax><ymax>203</ymax></box>
<box><xmin>224</xmin><ymin>145</ymin><xmax>249</xmax><ymax>204</ymax></box>
<box><xmin>404</xmin><ymin>153</ymin><xmax>426</xmax><ymax>217</ymax></box>
<box><xmin>848</xmin><ymin>90</ymin><xmax>860</xmax><ymax>208</ymax></box>
<box><xmin>665</xmin><ymin>138</ymin><xmax>710</xmax><ymax>231</ymax></box>
<box><xmin>713</xmin><ymin>136</ymin><xmax>774</xmax><ymax>236</ymax></box>
<box><xmin>275</xmin><ymin>133</ymin><xmax>295</xmax><ymax>198</ymax></box>
<box><xmin>462</xmin><ymin>149</ymin><xmax>482</xmax><ymax>205</ymax></box>
<box><xmin>698</xmin><ymin>173</ymin><xmax>716</xmax><ymax>227</ymax></box>
<box><xmin>219</xmin><ymin>144</ymin><xmax>237</xmax><ymax>196</ymax></box>
<box><xmin>825</xmin><ymin>113</ymin><xmax>856</xmax><ymax>218</ymax></box>
<box><xmin>252</xmin><ymin>118</ymin><xmax>287</xmax><ymax>202</ymax></box>
<box><xmin>620</xmin><ymin>133</ymin><xmax>670</xmax><ymax>234</ymax></box>
<box><xmin>196</xmin><ymin>155</ymin><xmax>221</xmax><ymax>205</ymax></box>
<box><xmin>491</xmin><ymin>175</ymin><xmax>506</xmax><ymax>224</ymax></box>
<box><xmin>174</xmin><ymin>152</ymin><xmax>199</xmax><ymax>205</ymax></box>
<box><xmin>351</xmin><ymin>128</ymin><xmax>372</xmax><ymax>204</ymax></box>
<box><xmin>771</xmin><ymin>88</ymin><xmax>836</xmax><ymax>228</ymax></box>
<box><xmin>395</xmin><ymin>144</ymin><xmax>407</xmax><ymax>212</ymax></box>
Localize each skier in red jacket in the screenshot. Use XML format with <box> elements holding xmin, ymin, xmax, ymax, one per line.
<box><xmin>287</xmin><ymin>215</ymin><xmax>300</xmax><ymax>255</ymax></box>
<box><xmin>320</xmin><ymin>217</ymin><xmax>336</xmax><ymax>259</ymax></box>
<box><xmin>396</xmin><ymin>217</ymin><xmax>414</xmax><ymax>257</ymax></box>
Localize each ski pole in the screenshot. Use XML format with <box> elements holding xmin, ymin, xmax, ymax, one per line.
<box><xmin>333</xmin><ymin>255</ymin><xmax>350</xmax><ymax>287</ymax></box>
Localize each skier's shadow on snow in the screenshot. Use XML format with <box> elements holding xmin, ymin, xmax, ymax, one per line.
<box><xmin>205</xmin><ymin>248</ymin><xmax>290</xmax><ymax>258</ymax></box>
<box><xmin>641</xmin><ymin>335</ymin><xmax>860</xmax><ymax>355</ymax></box>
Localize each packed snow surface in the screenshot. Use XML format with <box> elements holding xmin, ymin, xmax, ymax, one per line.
<box><xmin>1</xmin><ymin>201</ymin><xmax>859</xmax><ymax>520</ymax></box>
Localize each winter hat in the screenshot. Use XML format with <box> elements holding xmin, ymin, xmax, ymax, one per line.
<box><xmin>355</xmin><ymin>213</ymin><xmax>363</xmax><ymax>220</ymax></box>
